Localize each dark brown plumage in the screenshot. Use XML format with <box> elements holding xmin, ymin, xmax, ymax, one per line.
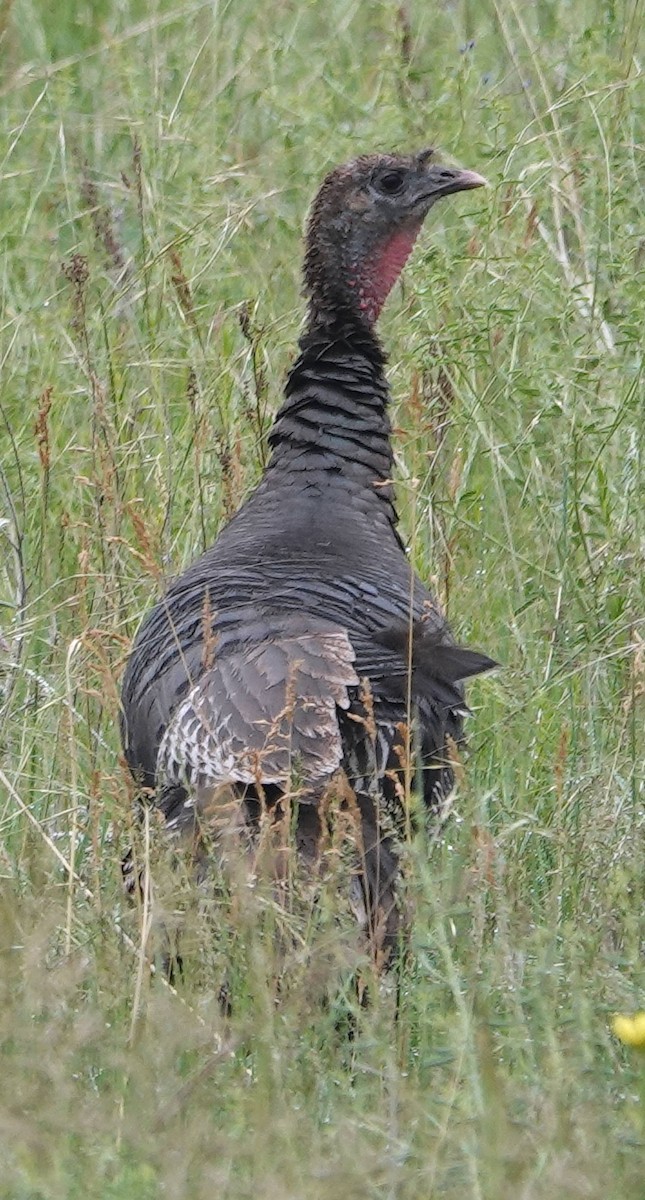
<box><xmin>121</xmin><ymin>148</ymin><xmax>494</xmax><ymax>964</ymax></box>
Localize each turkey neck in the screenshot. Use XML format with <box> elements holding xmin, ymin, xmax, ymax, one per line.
<box><xmin>264</xmin><ymin>315</ymin><xmax>397</xmax><ymax>521</ymax></box>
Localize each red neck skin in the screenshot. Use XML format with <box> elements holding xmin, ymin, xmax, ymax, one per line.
<box><xmin>349</xmin><ymin>223</ymin><xmax>423</xmax><ymax>326</ymax></box>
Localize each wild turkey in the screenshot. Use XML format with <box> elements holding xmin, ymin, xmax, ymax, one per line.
<box><xmin>121</xmin><ymin>148</ymin><xmax>495</xmax><ymax>963</ymax></box>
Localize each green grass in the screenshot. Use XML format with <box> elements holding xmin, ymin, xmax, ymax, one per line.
<box><xmin>1</xmin><ymin>0</ymin><xmax>644</xmax><ymax>1195</ymax></box>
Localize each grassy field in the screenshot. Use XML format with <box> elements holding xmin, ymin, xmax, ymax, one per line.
<box><xmin>1</xmin><ymin>0</ymin><xmax>644</xmax><ymax>1195</ymax></box>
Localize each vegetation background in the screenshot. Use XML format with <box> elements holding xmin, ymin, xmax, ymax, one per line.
<box><xmin>1</xmin><ymin>0</ymin><xmax>643</xmax><ymax>1195</ymax></box>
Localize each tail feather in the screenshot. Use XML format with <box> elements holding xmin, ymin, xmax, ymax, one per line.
<box><xmin>373</xmin><ymin>620</ymin><xmax>497</xmax><ymax>708</ymax></box>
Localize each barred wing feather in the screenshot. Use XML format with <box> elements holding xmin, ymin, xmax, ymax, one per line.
<box><xmin>157</xmin><ymin>616</ymin><xmax>359</xmax><ymax>793</ymax></box>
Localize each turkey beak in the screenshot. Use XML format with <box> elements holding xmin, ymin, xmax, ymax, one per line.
<box><xmin>417</xmin><ymin>165</ymin><xmax>488</xmax><ymax>202</ymax></box>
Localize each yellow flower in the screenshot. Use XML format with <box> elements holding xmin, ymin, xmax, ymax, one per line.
<box><xmin>612</xmin><ymin>1012</ymin><xmax>645</xmax><ymax>1047</ymax></box>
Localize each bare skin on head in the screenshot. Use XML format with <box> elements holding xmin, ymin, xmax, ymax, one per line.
<box><xmin>303</xmin><ymin>147</ymin><xmax>486</xmax><ymax>329</ymax></box>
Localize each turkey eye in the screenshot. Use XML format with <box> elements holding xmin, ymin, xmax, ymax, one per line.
<box><xmin>376</xmin><ymin>170</ymin><xmax>405</xmax><ymax>195</ymax></box>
